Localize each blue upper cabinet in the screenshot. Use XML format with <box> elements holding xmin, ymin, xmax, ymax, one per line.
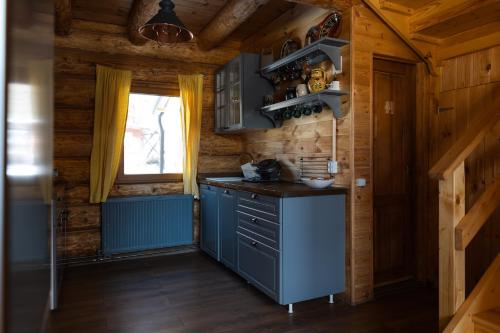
<box><xmin>200</xmin><ymin>185</ymin><xmax>219</xmax><ymax>260</ymax></box>
<box><xmin>215</xmin><ymin>53</ymin><xmax>274</xmax><ymax>133</ymax></box>
<box><xmin>219</xmin><ymin>188</ymin><xmax>237</xmax><ymax>271</ymax></box>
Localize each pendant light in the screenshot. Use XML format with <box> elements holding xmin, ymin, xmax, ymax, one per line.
<box><xmin>139</xmin><ymin>0</ymin><xmax>193</xmax><ymax>44</ymax></box>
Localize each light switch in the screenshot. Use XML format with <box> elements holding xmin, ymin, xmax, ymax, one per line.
<box><xmin>355</xmin><ymin>178</ymin><xmax>366</xmax><ymax>187</ymax></box>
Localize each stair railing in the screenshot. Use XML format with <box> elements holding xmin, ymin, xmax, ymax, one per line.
<box><xmin>429</xmin><ymin>106</ymin><xmax>500</xmax><ymax>330</ymax></box>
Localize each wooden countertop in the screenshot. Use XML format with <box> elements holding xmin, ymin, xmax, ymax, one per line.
<box><xmin>199</xmin><ymin>179</ymin><xmax>348</xmax><ymax>197</ymax></box>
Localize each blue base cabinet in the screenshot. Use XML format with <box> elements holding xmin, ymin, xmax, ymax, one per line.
<box><xmin>200</xmin><ymin>185</ymin><xmax>219</xmax><ymax>260</ymax></box>
<box><xmin>200</xmin><ymin>184</ymin><xmax>345</xmax><ymax>309</ymax></box>
<box><xmin>219</xmin><ymin>188</ymin><xmax>237</xmax><ymax>271</ymax></box>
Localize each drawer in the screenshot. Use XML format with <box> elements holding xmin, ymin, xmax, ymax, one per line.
<box><xmin>237</xmin><ymin>192</ymin><xmax>280</xmax><ymax>222</ymax></box>
<box><xmin>237</xmin><ymin>211</ymin><xmax>279</xmax><ymax>250</ymax></box>
<box><xmin>237</xmin><ymin>232</ymin><xmax>279</xmax><ymax>301</ymax></box>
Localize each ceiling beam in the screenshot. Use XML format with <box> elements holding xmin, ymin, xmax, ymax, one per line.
<box><xmin>55</xmin><ymin>0</ymin><xmax>72</xmax><ymax>35</ymax></box>
<box><xmin>285</xmin><ymin>0</ymin><xmax>352</xmax><ymax>12</ymax></box>
<box><xmin>197</xmin><ymin>0</ymin><xmax>271</xmax><ymax>51</ymax></box>
<box><xmin>127</xmin><ymin>0</ymin><xmax>160</xmax><ymax>46</ymax></box>
<box><xmin>410</xmin><ymin>0</ymin><xmax>500</xmax><ymax>38</ymax></box>
<box><xmin>56</xmin><ymin>20</ymin><xmax>240</xmax><ymax>66</ymax></box>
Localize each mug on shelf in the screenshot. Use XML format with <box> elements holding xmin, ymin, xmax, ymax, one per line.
<box><xmin>328</xmin><ymin>81</ymin><xmax>340</xmax><ymax>91</ymax></box>
<box><xmin>296</xmin><ymin>84</ymin><xmax>308</xmax><ymax>97</ymax></box>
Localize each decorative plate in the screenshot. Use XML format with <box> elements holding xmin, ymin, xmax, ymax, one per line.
<box><xmin>319</xmin><ymin>12</ymin><xmax>342</xmax><ymax>39</ymax></box>
<box><xmin>305</xmin><ymin>26</ymin><xmax>319</xmax><ymax>46</ymax></box>
<box><xmin>280</xmin><ymin>38</ymin><xmax>300</xmax><ymax>59</ymax></box>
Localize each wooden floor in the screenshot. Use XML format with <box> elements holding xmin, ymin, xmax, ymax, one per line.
<box><xmin>48</xmin><ymin>252</ymin><xmax>438</xmax><ymax>333</ymax></box>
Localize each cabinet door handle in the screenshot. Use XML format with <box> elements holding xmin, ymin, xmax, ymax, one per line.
<box><xmin>251</xmin><ymin>241</ymin><xmax>258</xmax><ymax>247</ymax></box>
<box><xmin>251</xmin><ymin>193</ymin><xmax>257</xmax><ymax>199</ymax></box>
<box><xmin>251</xmin><ymin>218</ymin><xmax>258</xmax><ymax>223</ymax></box>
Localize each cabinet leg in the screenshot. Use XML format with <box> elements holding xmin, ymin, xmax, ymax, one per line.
<box><xmin>288</xmin><ymin>304</ymin><xmax>293</xmax><ymax>314</ymax></box>
<box><xmin>329</xmin><ymin>295</ymin><xmax>334</xmax><ymax>304</ymax></box>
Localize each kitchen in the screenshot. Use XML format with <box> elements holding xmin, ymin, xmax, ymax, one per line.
<box><xmin>1</xmin><ymin>0</ymin><xmax>499</xmax><ymax>332</ymax></box>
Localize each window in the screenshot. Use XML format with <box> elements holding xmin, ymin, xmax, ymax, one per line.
<box><xmin>116</xmin><ymin>93</ymin><xmax>183</xmax><ymax>183</ymax></box>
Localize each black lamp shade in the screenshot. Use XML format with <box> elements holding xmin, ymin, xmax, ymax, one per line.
<box><xmin>139</xmin><ymin>0</ymin><xmax>193</xmax><ymax>43</ymax></box>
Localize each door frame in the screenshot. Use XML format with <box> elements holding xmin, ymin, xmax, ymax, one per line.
<box><xmin>371</xmin><ymin>56</ymin><xmax>417</xmax><ymax>287</ymax></box>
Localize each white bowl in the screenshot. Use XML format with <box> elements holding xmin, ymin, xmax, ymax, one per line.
<box><xmin>301</xmin><ymin>177</ymin><xmax>334</xmax><ymax>189</ymax></box>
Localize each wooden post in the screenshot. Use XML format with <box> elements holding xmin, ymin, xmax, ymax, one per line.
<box><xmin>439</xmin><ymin>161</ymin><xmax>465</xmax><ymax>330</ymax></box>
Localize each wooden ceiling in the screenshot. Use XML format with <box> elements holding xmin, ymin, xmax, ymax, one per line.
<box><xmin>377</xmin><ymin>0</ymin><xmax>500</xmax><ymax>39</ymax></box>
<box><xmin>363</xmin><ymin>0</ymin><xmax>500</xmax><ymax>73</ymax></box>
<box><xmin>71</xmin><ymin>0</ymin><xmax>295</xmax><ymax>39</ymax></box>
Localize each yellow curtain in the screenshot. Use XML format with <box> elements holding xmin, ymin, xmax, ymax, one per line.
<box><xmin>89</xmin><ymin>65</ymin><xmax>132</xmax><ymax>203</ymax></box>
<box><xmin>178</xmin><ymin>74</ymin><xmax>204</xmax><ymax>198</ymax></box>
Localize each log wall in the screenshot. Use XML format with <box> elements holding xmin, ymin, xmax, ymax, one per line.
<box><xmin>54</xmin><ymin>47</ymin><xmax>243</xmax><ymax>258</ymax></box>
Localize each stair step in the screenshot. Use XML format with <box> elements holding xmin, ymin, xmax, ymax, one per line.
<box><xmin>473</xmin><ymin>308</ymin><xmax>500</xmax><ymax>333</ymax></box>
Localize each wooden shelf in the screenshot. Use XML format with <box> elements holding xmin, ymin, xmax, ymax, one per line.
<box><xmin>261</xmin><ymin>90</ymin><xmax>348</xmax><ymax>124</ymax></box>
<box><xmin>261</xmin><ymin>37</ymin><xmax>349</xmax><ymax>74</ymax></box>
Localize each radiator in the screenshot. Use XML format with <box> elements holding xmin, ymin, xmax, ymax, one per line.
<box><xmin>102</xmin><ymin>195</ymin><xmax>193</xmax><ymax>255</ymax></box>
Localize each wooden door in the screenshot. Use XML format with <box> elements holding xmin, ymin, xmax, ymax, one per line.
<box><xmin>373</xmin><ymin>59</ymin><xmax>416</xmax><ymax>286</ymax></box>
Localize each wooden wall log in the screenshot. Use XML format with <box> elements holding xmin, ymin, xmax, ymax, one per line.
<box><xmin>127</xmin><ymin>0</ymin><xmax>160</xmax><ymax>45</ymax></box>
<box><xmin>54</xmin><ymin>42</ymin><xmax>244</xmax><ymax>260</ymax></box>
<box><xmin>197</xmin><ymin>0</ymin><xmax>271</xmax><ymax>51</ymax></box>
<box><xmin>55</xmin><ymin>0</ymin><xmax>72</xmax><ymax>35</ymax></box>
<box><xmin>55</xmin><ymin>21</ymin><xmax>240</xmax><ymax>66</ymax></box>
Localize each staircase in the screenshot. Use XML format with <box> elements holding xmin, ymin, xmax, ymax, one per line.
<box><xmin>429</xmin><ymin>107</ymin><xmax>500</xmax><ymax>333</ymax></box>
<box><xmin>473</xmin><ymin>308</ymin><xmax>500</xmax><ymax>333</ymax></box>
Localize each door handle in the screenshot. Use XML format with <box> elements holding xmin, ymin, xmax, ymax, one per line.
<box><xmin>224</xmin><ymin>190</ymin><xmax>229</xmax><ymax>194</ymax></box>
<box><xmin>251</xmin><ymin>241</ymin><xmax>258</xmax><ymax>247</ymax></box>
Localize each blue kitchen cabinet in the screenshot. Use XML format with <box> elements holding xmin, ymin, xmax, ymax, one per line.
<box><xmin>200</xmin><ymin>182</ymin><xmax>346</xmax><ymax>313</ymax></box>
<box><xmin>237</xmin><ymin>232</ymin><xmax>280</xmax><ymax>301</ymax></box>
<box><xmin>200</xmin><ymin>185</ymin><xmax>219</xmax><ymax>260</ymax></box>
<box><xmin>219</xmin><ymin>188</ymin><xmax>237</xmax><ymax>271</ymax></box>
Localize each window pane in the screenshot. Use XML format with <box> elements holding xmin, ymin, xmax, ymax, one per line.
<box><xmin>124</xmin><ymin>93</ymin><xmax>183</xmax><ymax>175</ymax></box>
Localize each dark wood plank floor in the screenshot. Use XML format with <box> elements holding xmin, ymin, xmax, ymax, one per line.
<box><xmin>48</xmin><ymin>252</ymin><xmax>438</xmax><ymax>333</ymax></box>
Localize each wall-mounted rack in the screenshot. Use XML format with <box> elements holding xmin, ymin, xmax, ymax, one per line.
<box><xmin>260</xmin><ymin>37</ymin><xmax>349</xmax><ymax>75</ymax></box>
<box><xmin>261</xmin><ymin>90</ymin><xmax>348</xmax><ymax>127</ymax></box>
<box><xmin>259</xmin><ymin>37</ymin><xmax>350</xmax><ymax>128</ymax></box>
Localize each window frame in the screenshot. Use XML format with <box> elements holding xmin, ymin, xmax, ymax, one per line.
<box><xmin>115</xmin><ymin>89</ymin><xmax>183</xmax><ymax>184</ymax></box>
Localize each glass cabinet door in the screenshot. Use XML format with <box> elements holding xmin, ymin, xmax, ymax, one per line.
<box><xmin>228</xmin><ymin>59</ymin><xmax>241</xmax><ymax>128</ymax></box>
<box><xmin>216</xmin><ymin>70</ymin><xmax>229</xmax><ymax>130</ymax></box>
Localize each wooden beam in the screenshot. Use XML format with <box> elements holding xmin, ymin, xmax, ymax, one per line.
<box><xmin>127</xmin><ymin>0</ymin><xmax>159</xmax><ymax>46</ymax></box>
<box><xmin>55</xmin><ymin>20</ymin><xmax>240</xmax><ymax>66</ymax></box>
<box><xmin>286</xmin><ymin>0</ymin><xmax>352</xmax><ymax>12</ymax></box>
<box><xmin>438</xmin><ymin>162</ymin><xmax>465</xmax><ymax>330</ymax></box>
<box><xmin>379</xmin><ymin>0</ymin><xmax>413</xmax><ymax>15</ymax></box>
<box><xmin>429</xmin><ymin>107</ymin><xmax>500</xmax><ymax>180</ymax></box>
<box><xmin>410</xmin><ymin>0</ymin><xmax>500</xmax><ymax>38</ymax></box>
<box><xmin>455</xmin><ymin>181</ymin><xmax>500</xmax><ymax>251</ymax></box>
<box><xmin>197</xmin><ymin>0</ymin><xmax>271</xmax><ymax>51</ymax></box>
<box><xmin>361</xmin><ymin>0</ymin><xmax>437</xmax><ymax>75</ymax></box>
<box><xmin>55</xmin><ymin>0</ymin><xmax>72</xmax><ymax>35</ymax></box>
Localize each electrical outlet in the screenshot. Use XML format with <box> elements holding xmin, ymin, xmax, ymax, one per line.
<box><xmin>328</xmin><ymin>160</ymin><xmax>338</xmax><ymax>174</ymax></box>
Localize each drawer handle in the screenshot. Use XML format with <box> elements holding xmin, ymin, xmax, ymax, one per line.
<box><xmin>251</xmin><ymin>241</ymin><xmax>258</xmax><ymax>247</ymax></box>
<box><xmin>251</xmin><ymin>193</ymin><xmax>257</xmax><ymax>199</ymax></box>
<box><xmin>251</xmin><ymin>218</ymin><xmax>258</xmax><ymax>223</ymax></box>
